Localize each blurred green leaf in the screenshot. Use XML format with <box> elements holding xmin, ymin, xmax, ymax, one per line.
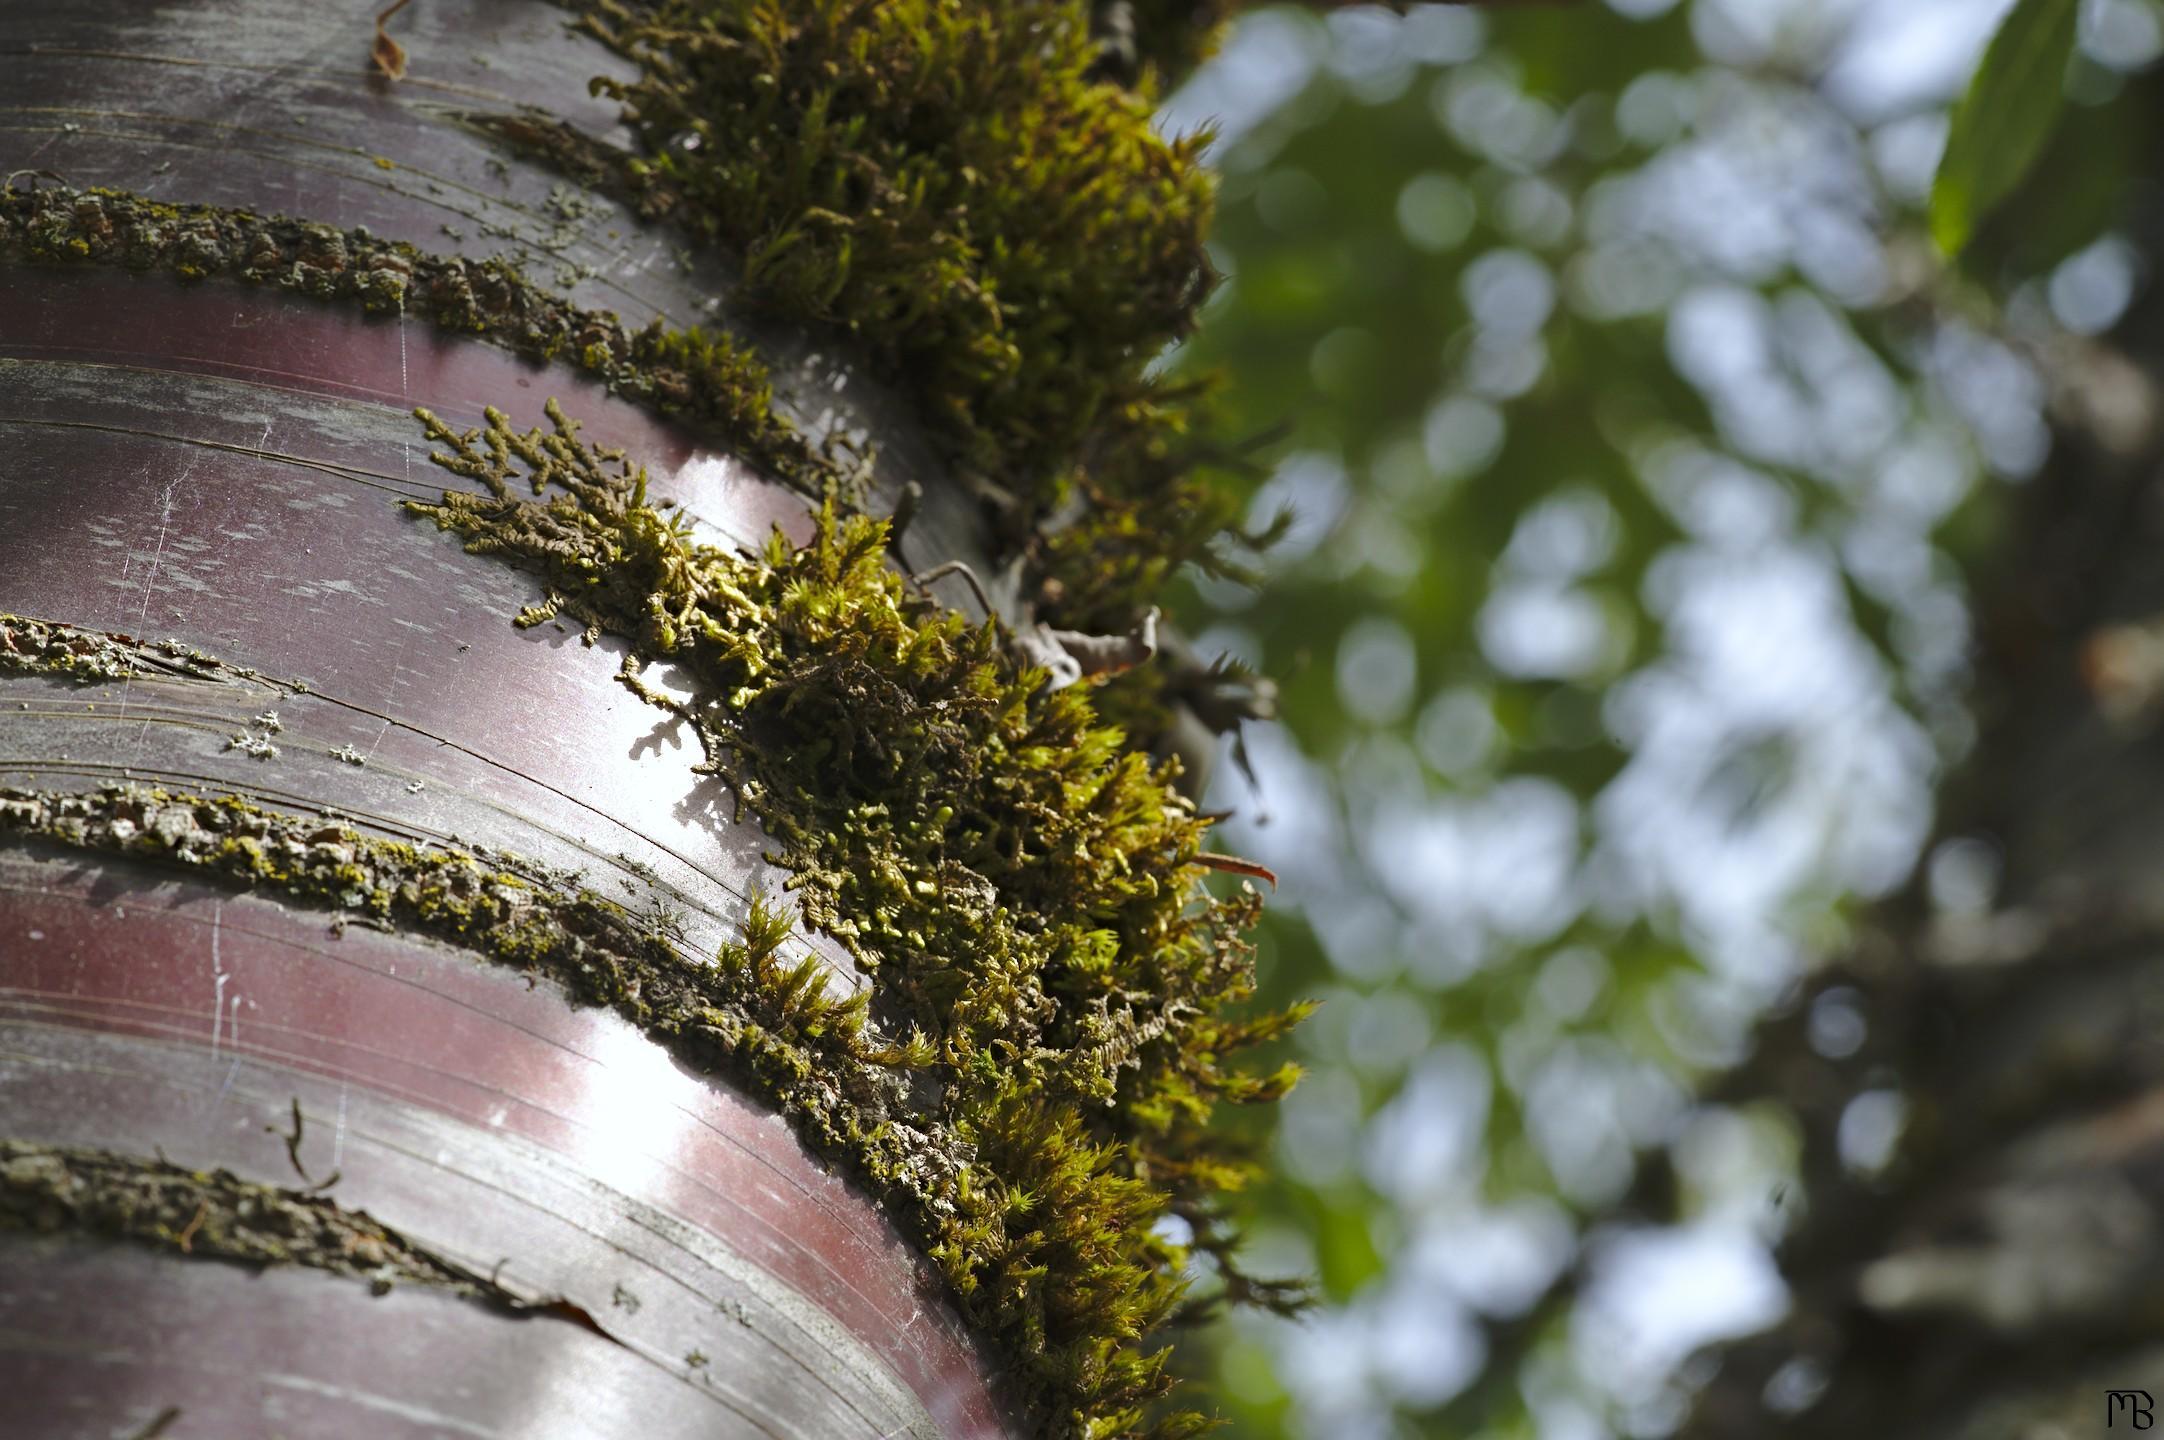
<box><xmin>1962</xmin><ymin>79</ymin><xmax>2155</xmax><ymax>276</ymax></box>
<box><xmin>1930</xmin><ymin>0</ymin><xmax>2079</xmax><ymax>257</ymax></box>
<box><xmin>1311</xmin><ymin>1188</ymin><xmax>1384</xmax><ymax>1298</ymax></box>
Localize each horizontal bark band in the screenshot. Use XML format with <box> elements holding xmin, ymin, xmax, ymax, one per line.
<box><xmin>1</xmin><ymin>1</ymin><xmax>1035</xmax><ymax>1431</ymax></box>
<box><xmin>0</xmin><ymin>847</ymin><xmax>1010</xmax><ymax>1437</ymax></box>
<box><xmin>0</xmin><ymin>1234</ymin><xmax>829</xmax><ymax>1440</ymax></box>
<box><xmin>0</xmin><ymin>339</ymin><xmax>820</xmax><ymax>972</ymax></box>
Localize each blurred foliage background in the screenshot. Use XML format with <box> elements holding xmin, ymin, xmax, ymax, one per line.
<box><xmin>1154</xmin><ymin>1</ymin><xmax>2164</xmax><ymax>1435</ymax></box>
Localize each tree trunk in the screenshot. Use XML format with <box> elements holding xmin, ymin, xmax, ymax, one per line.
<box><xmin>1679</xmin><ymin>163</ymin><xmax>2164</xmax><ymax>1440</ymax></box>
<box><xmin>0</xmin><ymin>4</ymin><xmax>1015</xmax><ymax>1436</ymax></box>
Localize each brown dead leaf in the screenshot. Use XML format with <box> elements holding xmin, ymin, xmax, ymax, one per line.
<box><xmin>373</xmin><ymin>0</ymin><xmax>411</xmax><ymax>82</ymax></box>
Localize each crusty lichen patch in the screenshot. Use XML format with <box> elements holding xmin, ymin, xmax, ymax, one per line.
<box><xmin>0</xmin><ymin>780</ymin><xmax>683</xmax><ymax>979</ymax></box>
<box><xmin>0</xmin><ymin>183</ymin><xmax>835</xmax><ymax>497</ymax></box>
<box><xmin>406</xmin><ymin>400</ymin><xmax>1306</xmax><ymax>1438</ymax></box>
<box><xmin>1</xmin><ymin>1138</ymin><xmax>500</xmax><ymax>1301</ymax></box>
<box><xmin>0</xmin><ymin>612</ymin><xmax>285</xmax><ymax>690</ymax></box>
<box><xmin>1</xmin><ymin>612</ymin><xmax>152</xmax><ymax>683</ymax></box>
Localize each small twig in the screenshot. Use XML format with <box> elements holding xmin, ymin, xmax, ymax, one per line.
<box><xmin>273</xmin><ymin>1096</ymin><xmax>309</xmax><ymax>1178</ymax></box>
<box><xmin>1194</xmin><ymin>853</ymin><xmax>1277</xmax><ymax>888</ymax></box>
<box><xmin>125</xmin><ymin>1408</ymin><xmax>183</xmax><ymax>1440</ymax></box>
<box><xmin>909</xmin><ymin>559</ymin><xmax>996</xmax><ymax>617</ymax></box>
<box><xmin>885</xmin><ymin>480</ymin><xmax>923</xmax><ymax>555</ymax></box>
<box><xmin>267</xmin><ymin>1095</ymin><xmax>339</xmax><ymax>1190</ymax></box>
<box><xmin>3</xmin><ymin>168</ymin><xmax>71</xmax><ymax>193</ymax></box>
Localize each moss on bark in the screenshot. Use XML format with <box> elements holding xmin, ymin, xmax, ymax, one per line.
<box><xmin>507</xmin><ymin>0</ymin><xmax>1256</xmax><ymax>630</ymax></box>
<box><xmin>405</xmin><ymin>398</ymin><xmax>1304</xmax><ymax>1436</ymax></box>
<box><xmin>0</xmin><ymin>2</ymin><xmax>1303</xmax><ymax>1429</ymax></box>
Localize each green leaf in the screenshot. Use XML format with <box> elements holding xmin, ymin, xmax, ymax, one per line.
<box><xmin>1930</xmin><ymin>0</ymin><xmax>2081</xmax><ymax>257</ymax></box>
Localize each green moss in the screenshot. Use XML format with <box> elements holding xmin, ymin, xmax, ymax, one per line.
<box><xmin>0</xmin><ymin>184</ymin><xmax>835</xmax><ymax>497</ymax></box>
<box><xmin>405</xmin><ymin>400</ymin><xmax>1306</xmax><ymax>1437</ymax></box>
<box><xmin>0</xmin><ymin>1138</ymin><xmax>525</xmax><ymax>1304</ymax></box>
<box><xmin>569</xmin><ymin>1</ymin><xmax>1214</xmax><ymax>489</ymax></box>
<box><xmin>462</xmin><ymin>2</ymin><xmax>1267</xmax><ymax>637</ymax></box>
<box><xmin>1026</xmin><ymin>381</ymin><xmax>1260</xmax><ymax>635</ymax></box>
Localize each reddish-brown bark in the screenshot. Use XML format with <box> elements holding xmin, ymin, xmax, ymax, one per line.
<box><xmin>0</xmin><ymin>3</ymin><xmax>1015</xmax><ymax>1435</ymax></box>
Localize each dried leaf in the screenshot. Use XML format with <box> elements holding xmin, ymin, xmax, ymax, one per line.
<box><xmin>372</xmin><ymin>0</ymin><xmax>411</xmax><ymax>82</ymax></box>
<box><xmin>1047</xmin><ymin>606</ymin><xmax>1159</xmax><ymax>682</ymax></box>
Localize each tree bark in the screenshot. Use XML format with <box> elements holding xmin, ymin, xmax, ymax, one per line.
<box><xmin>0</xmin><ymin>4</ymin><xmax>1016</xmax><ymax>1436</ymax></box>
<box><xmin>1679</xmin><ymin>119</ymin><xmax>2164</xmax><ymax>1440</ymax></box>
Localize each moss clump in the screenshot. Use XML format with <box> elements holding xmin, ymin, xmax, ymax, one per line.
<box><xmin>511</xmin><ymin>2</ymin><xmax>1265</xmax><ymax>635</ymax></box>
<box><xmin>407</xmin><ymin>400</ymin><xmax>1306</xmax><ymax>1438</ymax></box>
<box><xmin>1</xmin><ymin>1138</ymin><xmax>518</xmax><ymax>1303</ymax></box>
<box><xmin>0</xmin><ymin>183</ymin><xmax>833</xmax><ymax>496</ymax></box>
<box><xmin>571</xmin><ymin>1</ymin><xmax>1215</xmax><ymax>489</ymax></box>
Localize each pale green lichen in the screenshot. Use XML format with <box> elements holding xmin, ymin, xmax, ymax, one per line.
<box><xmin>405</xmin><ymin>400</ymin><xmax>1307</xmax><ymax>1438</ymax></box>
